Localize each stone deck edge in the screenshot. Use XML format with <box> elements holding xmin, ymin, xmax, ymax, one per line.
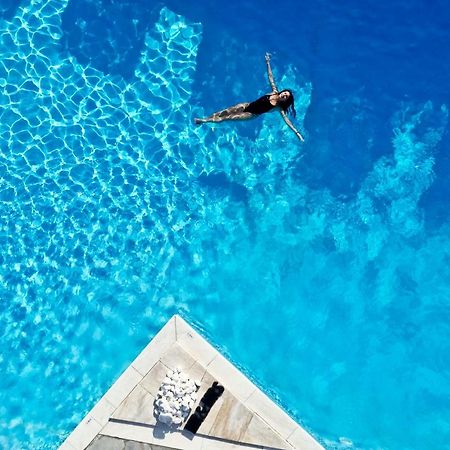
<box><xmin>59</xmin><ymin>314</ymin><xmax>323</xmax><ymax>450</ymax></box>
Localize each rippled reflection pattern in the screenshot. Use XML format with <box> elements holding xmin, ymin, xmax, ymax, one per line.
<box><xmin>0</xmin><ymin>1</ymin><xmax>449</xmax><ymax>449</ymax></box>
<box><xmin>0</xmin><ymin>2</ymin><xmax>205</xmax><ymax>447</ymax></box>
<box><xmin>0</xmin><ymin>0</ymin><xmax>311</xmax><ymax>443</ymax></box>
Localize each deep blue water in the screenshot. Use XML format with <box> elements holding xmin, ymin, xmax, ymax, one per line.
<box><xmin>0</xmin><ymin>0</ymin><xmax>449</xmax><ymax>449</ymax></box>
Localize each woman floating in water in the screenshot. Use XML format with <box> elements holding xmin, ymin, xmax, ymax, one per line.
<box><xmin>195</xmin><ymin>53</ymin><xmax>304</xmax><ymax>142</ymax></box>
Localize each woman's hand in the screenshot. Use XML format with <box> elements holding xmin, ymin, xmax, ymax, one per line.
<box><xmin>265</xmin><ymin>53</ymin><xmax>277</xmax><ymax>92</ymax></box>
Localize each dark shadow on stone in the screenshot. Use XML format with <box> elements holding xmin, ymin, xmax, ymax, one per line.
<box><xmin>183</xmin><ymin>381</ymin><xmax>224</xmax><ymax>435</ymax></box>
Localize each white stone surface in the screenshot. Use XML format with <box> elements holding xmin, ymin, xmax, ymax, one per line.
<box><xmin>100</xmin><ymin>420</ymin><xmax>153</xmax><ymax>445</ymax></box>
<box><xmin>160</xmin><ymin>343</ymin><xmax>197</xmax><ymax>372</ymax></box>
<box><xmin>207</xmin><ymin>353</ymin><xmax>256</xmax><ymax>403</ymax></box>
<box><xmin>111</xmin><ymin>384</ymin><xmax>156</xmax><ymax>425</ymax></box>
<box><xmin>103</xmin><ymin>366</ymin><xmax>143</xmax><ymax>409</ymax></box>
<box><xmin>245</xmin><ymin>389</ymin><xmax>299</xmax><ymax>440</ymax></box>
<box><xmin>60</xmin><ymin>314</ymin><xmax>324</xmax><ymax>450</ymax></box>
<box><xmin>287</xmin><ymin>426</ymin><xmax>325</xmax><ymax>450</ymax></box>
<box><xmin>101</xmin><ymin>421</ymin><xmax>206</xmax><ymax>450</ymax></box>
<box><xmin>243</xmin><ymin>414</ymin><xmax>292</xmax><ymax>449</ymax></box>
<box><xmin>58</xmin><ymin>440</ymin><xmax>76</xmax><ymax>450</ymax></box>
<box><xmin>140</xmin><ymin>360</ymin><xmax>169</xmax><ymax>396</ymax></box>
<box><xmin>63</xmin><ymin>416</ymin><xmax>102</xmax><ymax>450</ymax></box>
<box><xmin>89</xmin><ymin>398</ymin><xmax>117</xmax><ymax>428</ymax></box>
<box><xmin>176</xmin><ymin>317</ymin><xmax>217</xmax><ymax>367</ymax></box>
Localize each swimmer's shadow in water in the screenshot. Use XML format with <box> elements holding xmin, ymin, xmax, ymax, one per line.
<box><xmin>197</xmin><ymin>171</ymin><xmax>249</xmax><ymax>204</ymax></box>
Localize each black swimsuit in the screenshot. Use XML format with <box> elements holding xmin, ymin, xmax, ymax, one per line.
<box><xmin>244</xmin><ymin>95</ymin><xmax>276</xmax><ymax>115</ymax></box>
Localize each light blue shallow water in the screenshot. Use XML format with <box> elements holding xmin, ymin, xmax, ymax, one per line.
<box><xmin>0</xmin><ymin>1</ymin><xmax>449</xmax><ymax>449</ymax></box>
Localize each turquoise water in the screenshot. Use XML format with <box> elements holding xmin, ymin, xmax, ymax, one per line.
<box><xmin>1</xmin><ymin>1</ymin><xmax>449</xmax><ymax>449</ymax></box>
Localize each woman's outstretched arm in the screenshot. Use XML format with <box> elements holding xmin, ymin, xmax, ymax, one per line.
<box><xmin>280</xmin><ymin>110</ymin><xmax>305</xmax><ymax>142</ymax></box>
<box><xmin>265</xmin><ymin>53</ymin><xmax>278</xmax><ymax>93</ymax></box>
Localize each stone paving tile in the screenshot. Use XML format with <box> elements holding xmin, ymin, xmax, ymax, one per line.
<box><xmin>160</xmin><ymin>343</ymin><xmax>197</xmax><ymax>372</ymax></box>
<box><xmin>112</xmin><ymin>384</ymin><xmax>157</xmax><ymax>425</ymax></box>
<box><xmin>207</xmin><ymin>354</ymin><xmax>256</xmax><ymax>403</ymax></box>
<box><xmin>242</xmin><ymin>414</ymin><xmax>292</xmax><ymax>449</ymax></box>
<box><xmin>175</xmin><ymin>319</ymin><xmax>217</xmax><ymax>368</ymax></box>
<box><xmin>209</xmin><ymin>390</ymin><xmax>253</xmax><ymax>443</ymax></box>
<box><xmin>140</xmin><ymin>361</ymin><xmax>170</xmax><ymax>398</ymax></box>
<box><xmin>104</xmin><ymin>367</ymin><xmax>143</xmax><ymax>409</ymax></box>
<box><xmin>287</xmin><ymin>427</ymin><xmax>323</xmax><ymax>450</ymax></box>
<box><xmin>245</xmin><ymin>389</ymin><xmax>298</xmax><ymax>440</ymax></box>
<box><xmin>184</xmin><ymin>361</ymin><xmax>207</xmax><ymax>386</ymax></box>
<box><xmin>58</xmin><ymin>440</ymin><xmax>76</xmax><ymax>450</ymax></box>
<box><xmin>87</xmin><ymin>435</ymin><xmax>180</xmax><ymax>450</ymax></box>
<box><xmin>88</xmin><ymin>435</ymin><xmax>128</xmax><ymax>450</ymax></box>
<box><xmin>65</xmin><ymin>416</ymin><xmax>102</xmax><ymax>450</ymax></box>
<box><xmin>62</xmin><ymin>315</ymin><xmax>323</xmax><ymax>450</ymax></box>
<box><xmin>101</xmin><ymin>421</ymin><xmax>153</xmax><ymax>445</ymax></box>
<box><xmin>89</xmin><ymin>398</ymin><xmax>117</xmax><ymax>428</ymax></box>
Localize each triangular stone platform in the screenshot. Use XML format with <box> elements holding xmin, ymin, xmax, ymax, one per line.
<box><xmin>60</xmin><ymin>315</ymin><xmax>323</xmax><ymax>450</ymax></box>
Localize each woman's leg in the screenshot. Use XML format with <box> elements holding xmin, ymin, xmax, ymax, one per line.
<box><xmin>195</xmin><ymin>103</ymin><xmax>255</xmax><ymax>124</ymax></box>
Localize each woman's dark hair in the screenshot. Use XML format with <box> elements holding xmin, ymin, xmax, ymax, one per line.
<box><xmin>278</xmin><ymin>89</ymin><xmax>296</xmax><ymax>118</ymax></box>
